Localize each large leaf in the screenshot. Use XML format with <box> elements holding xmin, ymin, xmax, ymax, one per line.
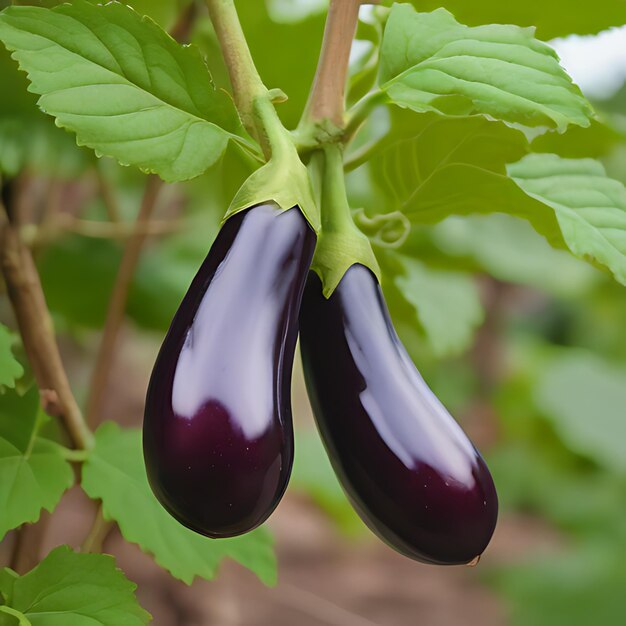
<box><xmin>378</xmin><ymin>5</ymin><xmax>593</xmax><ymax>130</ymax></box>
<box><xmin>534</xmin><ymin>352</ymin><xmax>626</xmax><ymax>474</ymax></box>
<box><xmin>0</xmin><ymin>389</ymin><xmax>73</xmax><ymax>541</ymax></box>
<box><xmin>0</xmin><ymin>325</ymin><xmax>23</xmax><ymax>392</ymax></box>
<box><xmin>361</xmin><ymin>112</ymin><xmax>626</xmax><ymax>285</ymax></box>
<box><xmin>0</xmin><ymin>0</ymin><xmax>248</xmax><ymax>182</ymax></box>
<box><xmin>361</xmin><ymin>111</ymin><xmax>544</xmax><ymax>223</ymax></box>
<box><xmin>509</xmin><ymin>154</ymin><xmax>626</xmax><ymax>286</ymax></box>
<box><xmin>81</xmin><ymin>422</ymin><xmax>277</xmax><ymax>586</ymax></box>
<box><xmin>392</xmin><ymin>1</ymin><xmax>626</xmax><ymax>39</ymax></box>
<box><xmin>394</xmin><ymin>257</ymin><xmax>484</xmax><ymax>357</ymax></box>
<box><xmin>0</xmin><ymin>546</ymin><xmax>150</xmax><ymax>625</ymax></box>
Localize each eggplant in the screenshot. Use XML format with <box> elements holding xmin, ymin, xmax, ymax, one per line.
<box><xmin>299</xmin><ymin>264</ymin><xmax>498</xmax><ymax>564</ymax></box>
<box><xmin>143</xmin><ymin>204</ymin><xmax>315</xmax><ymax>538</ymax></box>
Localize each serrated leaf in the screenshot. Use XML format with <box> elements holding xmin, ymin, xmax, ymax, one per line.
<box><xmin>508</xmin><ymin>154</ymin><xmax>626</xmax><ymax>286</ymax></box>
<box><xmin>82</xmin><ymin>422</ymin><xmax>277</xmax><ymax>586</ymax></box>
<box><xmin>361</xmin><ymin>110</ymin><xmax>534</xmax><ymax>221</ymax></box>
<box><xmin>379</xmin><ymin>5</ymin><xmax>593</xmax><ymax>130</ymax></box>
<box><xmin>0</xmin><ymin>389</ymin><xmax>73</xmax><ymax>541</ymax></box>
<box><xmin>0</xmin><ymin>0</ymin><xmax>250</xmax><ymax>182</ymax></box>
<box><xmin>360</xmin><ymin>111</ymin><xmax>626</xmax><ymax>284</ymax></box>
<box><xmin>394</xmin><ymin>257</ymin><xmax>484</xmax><ymax>357</ymax></box>
<box><xmin>390</xmin><ymin>1</ymin><xmax>626</xmax><ymax>39</ymax></box>
<box><xmin>5</xmin><ymin>546</ymin><xmax>150</xmax><ymax>625</ymax></box>
<box><xmin>0</xmin><ymin>324</ymin><xmax>23</xmax><ymax>391</ymax></box>
<box><xmin>534</xmin><ymin>352</ymin><xmax>626</xmax><ymax>474</ymax></box>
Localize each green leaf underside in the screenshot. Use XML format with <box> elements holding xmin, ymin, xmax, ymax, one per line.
<box><xmin>3</xmin><ymin>546</ymin><xmax>150</xmax><ymax>625</ymax></box>
<box><xmin>0</xmin><ymin>325</ymin><xmax>23</xmax><ymax>391</ymax></box>
<box><xmin>0</xmin><ymin>389</ymin><xmax>73</xmax><ymax>541</ymax></box>
<box><xmin>395</xmin><ymin>257</ymin><xmax>484</xmax><ymax>357</ymax></box>
<box><xmin>81</xmin><ymin>422</ymin><xmax>277</xmax><ymax>586</ymax></box>
<box><xmin>534</xmin><ymin>353</ymin><xmax>626</xmax><ymax>474</ymax></box>
<box><xmin>362</xmin><ymin>111</ymin><xmax>626</xmax><ymax>285</ymax></box>
<box><xmin>0</xmin><ymin>0</ymin><xmax>247</xmax><ymax>182</ymax></box>
<box><xmin>508</xmin><ymin>154</ymin><xmax>626</xmax><ymax>286</ymax></box>
<box><xmin>379</xmin><ymin>5</ymin><xmax>593</xmax><ymax>130</ymax></box>
<box><xmin>364</xmin><ymin>111</ymin><xmax>535</xmax><ymax>221</ymax></box>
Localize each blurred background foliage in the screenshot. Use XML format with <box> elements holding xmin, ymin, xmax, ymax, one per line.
<box><xmin>1</xmin><ymin>0</ymin><xmax>626</xmax><ymax>624</ymax></box>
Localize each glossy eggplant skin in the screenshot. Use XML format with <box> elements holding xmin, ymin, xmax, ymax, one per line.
<box><xmin>299</xmin><ymin>265</ymin><xmax>498</xmax><ymax>564</ymax></box>
<box><xmin>143</xmin><ymin>204</ymin><xmax>315</xmax><ymax>538</ymax></box>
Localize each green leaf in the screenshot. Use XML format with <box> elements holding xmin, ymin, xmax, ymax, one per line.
<box><xmin>0</xmin><ymin>325</ymin><xmax>23</xmax><ymax>392</ymax></box>
<box><xmin>81</xmin><ymin>422</ymin><xmax>277</xmax><ymax>586</ymax></box>
<box><xmin>509</xmin><ymin>154</ymin><xmax>626</xmax><ymax>286</ymax></box>
<box><xmin>394</xmin><ymin>257</ymin><xmax>484</xmax><ymax>357</ymax></box>
<box><xmin>4</xmin><ymin>546</ymin><xmax>150</xmax><ymax>625</ymax></box>
<box><xmin>0</xmin><ymin>0</ymin><xmax>249</xmax><ymax>182</ymax></box>
<box><xmin>361</xmin><ymin>110</ymin><xmax>531</xmax><ymax>221</ymax></box>
<box><xmin>534</xmin><ymin>352</ymin><xmax>626</xmax><ymax>474</ymax></box>
<box><xmin>378</xmin><ymin>5</ymin><xmax>593</xmax><ymax>130</ymax></box>
<box><xmin>432</xmin><ymin>214</ymin><xmax>598</xmax><ymax>296</ymax></box>
<box><xmin>360</xmin><ymin>112</ymin><xmax>626</xmax><ymax>285</ymax></box>
<box><xmin>390</xmin><ymin>0</ymin><xmax>626</xmax><ymax>39</ymax></box>
<box><xmin>0</xmin><ymin>388</ymin><xmax>74</xmax><ymax>541</ymax></box>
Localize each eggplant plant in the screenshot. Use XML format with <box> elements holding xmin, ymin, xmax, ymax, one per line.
<box><xmin>0</xmin><ymin>0</ymin><xmax>624</xmax><ymax>623</ymax></box>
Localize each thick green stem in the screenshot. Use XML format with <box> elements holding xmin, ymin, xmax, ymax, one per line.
<box><xmin>310</xmin><ymin>144</ymin><xmax>380</xmax><ymax>295</ymax></box>
<box><xmin>205</xmin><ymin>0</ymin><xmax>267</xmax><ymax>139</ymax></box>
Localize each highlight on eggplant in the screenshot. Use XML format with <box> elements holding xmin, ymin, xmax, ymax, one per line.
<box><xmin>299</xmin><ymin>264</ymin><xmax>498</xmax><ymax>565</ymax></box>
<box><xmin>143</xmin><ymin>203</ymin><xmax>316</xmax><ymax>538</ymax></box>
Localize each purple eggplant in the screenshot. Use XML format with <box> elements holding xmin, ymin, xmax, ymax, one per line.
<box><xmin>143</xmin><ymin>204</ymin><xmax>315</xmax><ymax>538</ymax></box>
<box><xmin>299</xmin><ymin>264</ymin><xmax>498</xmax><ymax>564</ymax></box>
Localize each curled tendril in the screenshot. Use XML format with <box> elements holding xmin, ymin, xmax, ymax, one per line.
<box><xmin>353</xmin><ymin>208</ymin><xmax>411</xmax><ymax>249</ymax></box>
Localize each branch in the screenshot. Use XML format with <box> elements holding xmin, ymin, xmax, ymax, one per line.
<box><xmin>300</xmin><ymin>0</ymin><xmax>364</xmax><ymax>128</ymax></box>
<box><xmin>205</xmin><ymin>0</ymin><xmax>267</xmax><ymax>136</ymax></box>
<box><xmin>85</xmin><ymin>175</ymin><xmax>163</xmax><ymax>427</ymax></box>
<box><xmin>0</xmin><ymin>201</ymin><xmax>93</xmax><ymax>450</ymax></box>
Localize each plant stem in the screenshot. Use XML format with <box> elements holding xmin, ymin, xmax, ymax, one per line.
<box><xmin>205</xmin><ymin>0</ymin><xmax>267</xmax><ymax>138</ymax></box>
<box><xmin>300</xmin><ymin>0</ymin><xmax>364</xmax><ymax>129</ymax></box>
<box><xmin>85</xmin><ymin>175</ymin><xmax>162</xmax><ymax>428</ymax></box>
<box><xmin>0</xmin><ymin>203</ymin><xmax>93</xmax><ymax>450</ymax></box>
<box><xmin>81</xmin><ymin>506</ymin><xmax>114</xmax><ymax>553</ymax></box>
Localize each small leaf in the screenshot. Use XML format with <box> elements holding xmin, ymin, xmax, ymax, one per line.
<box><xmin>509</xmin><ymin>154</ymin><xmax>626</xmax><ymax>286</ymax></box>
<box><xmin>0</xmin><ymin>0</ymin><xmax>250</xmax><ymax>182</ymax></box>
<box><xmin>82</xmin><ymin>422</ymin><xmax>277</xmax><ymax>586</ymax></box>
<box><xmin>534</xmin><ymin>352</ymin><xmax>626</xmax><ymax>474</ymax></box>
<box><xmin>0</xmin><ymin>389</ymin><xmax>73</xmax><ymax>541</ymax></box>
<box><xmin>395</xmin><ymin>257</ymin><xmax>484</xmax><ymax>357</ymax></box>
<box><xmin>379</xmin><ymin>5</ymin><xmax>593</xmax><ymax>130</ymax></box>
<box><xmin>5</xmin><ymin>546</ymin><xmax>150</xmax><ymax>625</ymax></box>
<box><xmin>0</xmin><ymin>325</ymin><xmax>23</xmax><ymax>392</ymax></box>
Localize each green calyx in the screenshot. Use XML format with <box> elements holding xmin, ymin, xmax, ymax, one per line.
<box><xmin>225</xmin><ymin>94</ymin><xmax>320</xmax><ymax>232</ymax></box>
<box><xmin>310</xmin><ymin>144</ymin><xmax>381</xmax><ymax>297</ymax></box>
